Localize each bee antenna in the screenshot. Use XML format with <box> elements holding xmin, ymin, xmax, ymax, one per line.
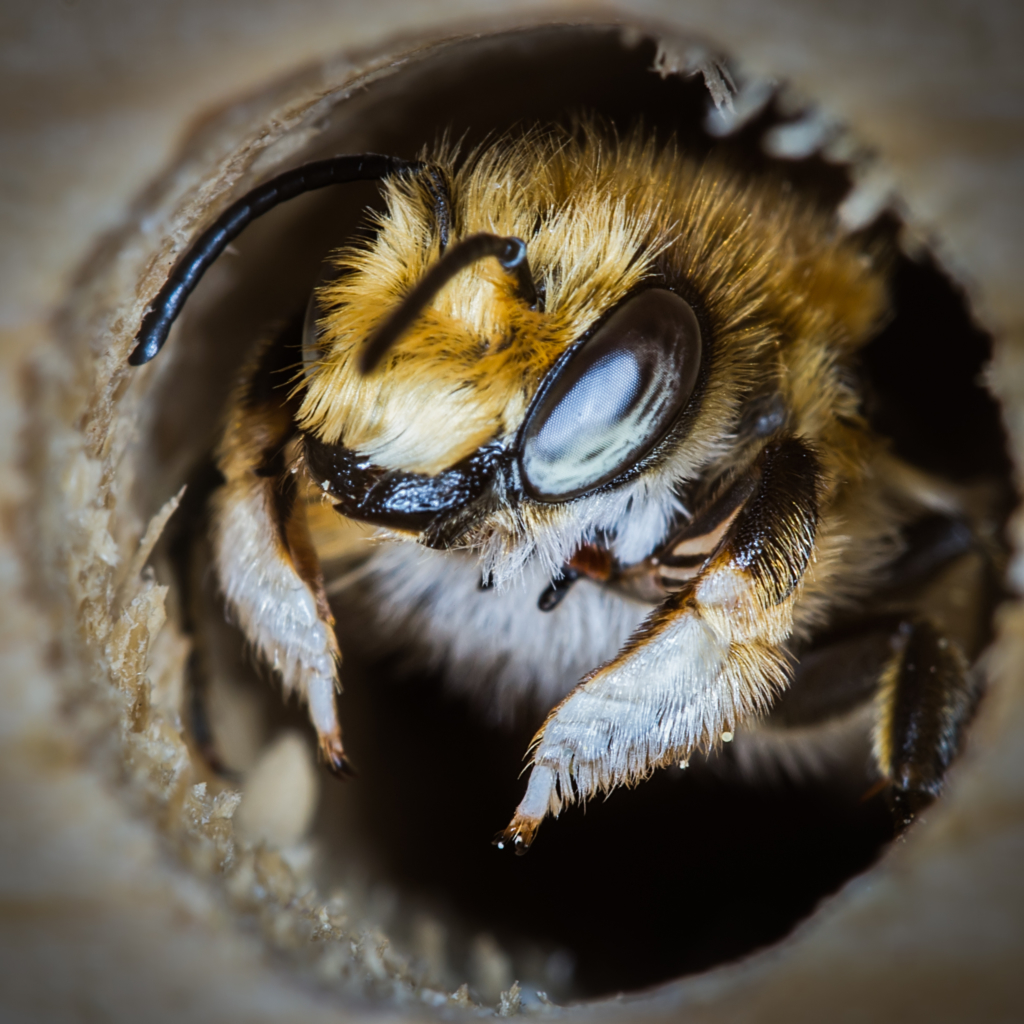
<box><xmin>359</xmin><ymin>233</ymin><xmax>538</xmax><ymax>375</ymax></box>
<box><xmin>128</xmin><ymin>154</ymin><xmax>426</xmax><ymax>366</ymax></box>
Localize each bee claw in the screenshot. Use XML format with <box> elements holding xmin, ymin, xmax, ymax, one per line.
<box><xmin>329</xmin><ymin>754</ymin><xmax>358</xmax><ymax>780</ymax></box>
<box><xmin>318</xmin><ymin>731</ymin><xmax>357</xmax><ymax>779</ymax></box>
<box><xmin>493</xmin><ymin>816</ymin><xmax>541</xmax><ymax>855</ymax></box>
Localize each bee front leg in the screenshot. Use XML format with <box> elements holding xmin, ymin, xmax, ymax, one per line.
<box><xmin>211</xmin><ymin>331</ymin><xmax>353</xmax><ymax>777</ymax></box>
<box><xmin>497</xmin><ymin>437</ymin><xmax>819</xmax><ymax>853</ymax></box>
<box><xmin>873</xmin><ymin>620</ymin><xmax>977</xmax><ymax>830</ymax></box>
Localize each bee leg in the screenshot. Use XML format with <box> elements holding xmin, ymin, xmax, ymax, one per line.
<box><xmin>873</xmin><ymin>619</ymin><xmax>976</xmax><ymax>831</ymax></box>
<box><xmin>497</xmin><ymin>437</ymin><xmax>819</xmax><ymax>853</ymax></box>
<box><xmin>211</xmin><ymin>326</ymin><xmax>354</xmax><ymax>778</ymax></box>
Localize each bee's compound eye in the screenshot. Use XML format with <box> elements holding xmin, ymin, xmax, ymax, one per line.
<box><xmin>519</xmin><ymin>289</ymin><xmax>702</xmax><ymax>501</ymax></box>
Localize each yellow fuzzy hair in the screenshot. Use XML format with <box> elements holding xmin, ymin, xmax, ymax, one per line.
<box><xmin>296</xmin><ymin>125</ymin><xmax>887</xmax><ymax>477</ymax></box>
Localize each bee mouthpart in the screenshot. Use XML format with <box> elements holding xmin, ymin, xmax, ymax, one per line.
<box><xmin>538</xmin><ymin>543</ymin><xmax>617</xmax><ymax>611</ymax></box>
<box><xmin>304</xmin><ymin>433</ymin><xmax>504</xmax><ymax>538</ymax></box>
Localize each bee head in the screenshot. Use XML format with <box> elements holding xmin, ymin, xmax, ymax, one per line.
<box><xmin>297</xmin><ymin>131</ymin><xmax>698</xmax><ymax>578</ymax></box>
<box><xmin>296</xmin><ymin>127</ymin><xmax>886</xmax><ymax>583</ymax></box>
<box><xmin>297</xmin><ymin>132</ymin><xmax>668</xmax><ymax>469</ymax></box>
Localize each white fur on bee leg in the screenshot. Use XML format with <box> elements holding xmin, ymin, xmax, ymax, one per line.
<box><xmin>212</xmin><ymin>476</ymin><xmax>353</xmax><ymax>776</ymax></box>
<box><xmin>499</xmin><ymin>438</ymin><xmax>819</xmax><ymax>851</ymax></box>
<box><xmin>213</xmin><ymin>329</ymin><xmax>354</xmax><ymax>777</ymax></box>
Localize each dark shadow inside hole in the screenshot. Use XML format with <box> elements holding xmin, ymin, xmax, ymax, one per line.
<box><xmin>149</xmin><ymin>23</ymin><xmax>1008</xmax><ymax>1004</ymax></box>
<box><xmin>322</xmin><ymin>647</ymin><xmax>894</xmax><ymax>998</ymax></box>
<box><xmin>859</xmin><ymin>244</ymin><xmax>1010</xmax><ymax>481</ymax></box>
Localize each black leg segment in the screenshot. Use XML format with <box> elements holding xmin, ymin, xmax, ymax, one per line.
<box><xmin>873</xmin><ymin>619</ymin><xmax>978</xmax><ymax>829</ymax></box>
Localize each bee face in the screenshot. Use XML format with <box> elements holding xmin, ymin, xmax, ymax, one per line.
<box><xmin>297</xmin><ymin>127</ymin><xmax>885</xmax><ymax>583</ymax></box>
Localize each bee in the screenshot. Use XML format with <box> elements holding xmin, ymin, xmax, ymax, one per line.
<box><xmin>132</xmin><ymin>124</ymin><xmax>998</xmax><ymax>854</ymax></box>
